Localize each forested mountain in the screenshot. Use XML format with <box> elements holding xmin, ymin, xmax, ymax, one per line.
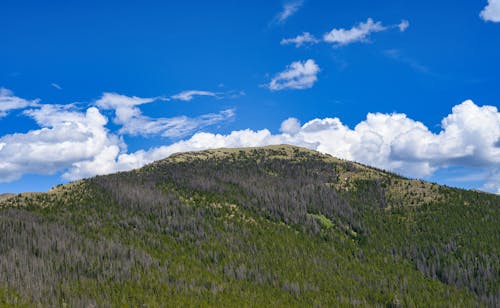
<box><xmin>0</xmin><ymin>145</ymin><xmax>499</xmax><ymax>307</ymax></box>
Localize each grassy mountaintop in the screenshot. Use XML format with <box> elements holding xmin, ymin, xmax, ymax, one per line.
<box><xmin>0</xmin><ymin>194</ymin><xmax>15</xmax><ymax>201</ymax></box>
<box><xmin>0</xmin><ymin>145</ymin><xmax>499</xmax><ymax>306</ymax></box>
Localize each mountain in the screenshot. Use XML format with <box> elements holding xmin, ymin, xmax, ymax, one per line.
<box><xmin>0</xmin><ymin>145</ymin><xmax>498</xmax><ymax>307</ymax></box>
<box><xmin>0</xmin><ymin>193</ymin><xmax>14</xmax><ymax>201</ymax></box>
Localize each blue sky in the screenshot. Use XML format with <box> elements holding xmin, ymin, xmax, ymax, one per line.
<box><xmin>1</xmin><ymin>0</ymin><xmax>500</xmax><ymax>194</ymax></box>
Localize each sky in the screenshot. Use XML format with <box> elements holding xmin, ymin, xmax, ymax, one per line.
<box><xmin>1</xmin><ymin>0</ymin><xmax>500</xmax><ymax>194</ymax></box>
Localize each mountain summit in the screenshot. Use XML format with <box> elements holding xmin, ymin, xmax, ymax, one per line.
<box><xmin>0</xmin><ymin>145</ymin><xmax>498</xmax><ymax>306</ymax></box>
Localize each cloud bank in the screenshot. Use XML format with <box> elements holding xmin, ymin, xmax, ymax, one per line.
<box><xmin>0</xmin><ymin>91</ymin><xmax>235</xmax><ymax>182</ymax></box>
<box><xmin>1</xmin><ymin>90</ymin><xmax>500</xmax><ymax>194</ymax></box>
<box><xmin>113</xmin><ymin>100</ymin><xmax>499</xmax><ymax>192</ymax></box>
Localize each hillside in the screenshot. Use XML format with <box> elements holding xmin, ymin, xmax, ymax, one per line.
<box><xmin>0</xmin><ymin>194</ymin><xmax>14</xmax><ymax>201</ymax></box>
<box><xmin>0</xmin><ymin>145</ymin><xmax>499</xmax><ymax>307</ymax></box>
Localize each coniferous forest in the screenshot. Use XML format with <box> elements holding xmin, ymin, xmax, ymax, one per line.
<box><xmin>0</xmin><ymin>145</ymin><xmax>499</xmax><ymax>307</ymax></box>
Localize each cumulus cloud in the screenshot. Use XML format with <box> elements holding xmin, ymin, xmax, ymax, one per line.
<box><xmin>0</xmin><ymin>90</ymin><xmax>236</xmax><ymax>182</ymax></box>
<box><xmin>323</xmin><ymin>18</ymin><xmax>387</xmax><ymax>46</ymax></box>
<box><xmin>481</xmin><ymin>0</ymin><xmax>500</xmax><ymax>22</ymax></box>
<box><xmin>0</xmin><ymin>88</ymin><xmax>39</xmax><ymax>118</ymax></box>
<box><xmin>92</xmin><ymin>100</ymin><xmax>500</xmax><ymax>193</ymax></box>
<box><xmin>392</xmin><ymin>101</ymin><xmax>500</xmax><ymax>166</ymax></box>
<box><xmin>95</xmin><ymin>92</ymin><xmax>234</xmax><ymax>137</ymax></box>
<box><xmin>2</xmin><ymin>91</ymin><xmax>500</xmax><ymax>195</ymax></box>
<box><xmin>280</xmin><ymin>117</ymin><xmax>301</xmax><ymax>134</ymax></box>
<box><xmin>0</xmin><ymin>104</ymin><xmax>121</xmax><ymax>182</ymax></box>
<box><xmin>268</xmin><ymin>59</ymin><xmax>320</xmax><ymax>91</ymax></box>
<box><xmin>281</xmin><ymin>32</ymin><xmax>319</xmax><ymax>47</ymax></box>
<box><xmin>94</xmin><ymin>92</ymin><xmax>158</xmax><ymax>123</ymax></box>
<box><xmin>171</xmin><ymin>90</ymin><xmax>218</xmax><ymax>101</ymax></box>
<box><xmin>276</xmin><ymin>0</ymin><xmax>303</xmax><ymax>24</ymax></box>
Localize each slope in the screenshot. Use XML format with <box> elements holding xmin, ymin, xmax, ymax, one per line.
<box><xmin>0</xmin><ymin>145</ymin><xmax>498</xmax><ymax>306</ymax></box>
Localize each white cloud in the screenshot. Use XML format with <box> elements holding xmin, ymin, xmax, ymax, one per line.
<box><xmin>2</xmin><ymin>92</ymin><xmax>500</xmax><ymax>195</ymax></box>
<box><xmin>276</xmin><ymin>0</ymin><xmax>303</xmax><ymax>24</ymax></box>
<box><xmin>135</xmin><ymin>109</ymin><xmax>236</xmax><ymax>138</ymax></box>
<box><xmin>280</xmin><ymin>118</ymin><xmax>301</xmax><ymax>134</ymax></box>
<box><xmin>98</xmin><ymin>100</ymin><xmax>500</xmax><ymax>193</ymax></box>
<box><xmin>225</xmin><ymin>90</ymin><xmax>246</xmax><ymax>99</ymax></box>
<box><xmin>390</xmin><ymin>101</ymin><xmax>500</xmax><ymax>166</ymax></box>
<box><xmin>63</xmin><ymin>144</ymin><xmax>122</xmax><ymax>181</ymax></box>
<box><xmin>398</xmin><ymin>19</ymin><xmax>410</xmax><ymax>32</ymax></box>
<box><xmin>51</xmin><ymin>83</ymin><xmax>62</xmax><ymax>90</ymax></box>
<box><xmin>95</xmin><ymin>92</ymin><xmax>233</xmax><ymax>137</ymax></box>
<box><xmin>323</xmin><ymin>18</ymin><xmax>387</xmax><ymax>46</ymax></box>
<box><xmin>0</xmin><ymin>88</ymin><xmax>39</xmax><ymax>118</ymax></box>
<box><xmin>0</xmin><ymin>91</ymin><xmax>235</xmax><ymax>182</ymax></box>
<box><xmin>281</xmin><ymin>32</ymin><xmax>319</xmax><ymax>47</ymax></box>
<box><xmin>483</xmin><ymin>168</ymin><xmax>500</xmax><ymax>194</ymax></box>
<box><xmin>268</xmin><ymin>59</ymin><xmax>320</xmax><ymax>91</ymax></box>
<box><xmin>481</xmin><ymin>0</ymin><xmax>500</xmax><ymax>22</ymax></box>
<box><xmin>0</xmin><ymin>105</ymin><xmax>121</xmax><ymax>182</ymax></box>
<box><xmin>286</xmin><ymin>18</ymin><xmax>408</xmax><ymax>48</ymax></box>
<box><xmin>171</xmin><ymin>90</ymin><xmax>218</xmax><ymax>101</ymax></box>
<box><xmin>94</xmin><ymin>92</ymin><xmax>158</xmax><ymax>123</ymax></box>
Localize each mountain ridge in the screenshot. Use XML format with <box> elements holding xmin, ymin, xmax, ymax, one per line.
<box><xmin>0</xmin><ymin>144</ymin><xmax>498</xmax><ymax>306</ymax></box>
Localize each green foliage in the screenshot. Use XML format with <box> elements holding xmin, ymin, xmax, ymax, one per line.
<box><xmin>0</xmin><ymin>145</ymin><xmax>498</xmax><ymax>306</ymax></box>
<box><xmin>307</xmin><ymin>213</ymin><xmax>334</xmax><ymax>229</ymax></box>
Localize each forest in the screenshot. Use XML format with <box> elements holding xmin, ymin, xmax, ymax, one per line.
<box><xmin>0</xmin><ymin>145</ymin><xmax>498</xmax><ymax>307</ymax></box>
